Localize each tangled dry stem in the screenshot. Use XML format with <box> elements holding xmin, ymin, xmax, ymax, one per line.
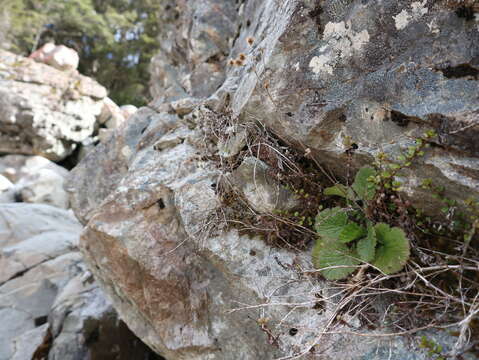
<box><xmin>194</xmin><ymin>71</ymin><xmax>478</xmax><ymax>359</ymax></box>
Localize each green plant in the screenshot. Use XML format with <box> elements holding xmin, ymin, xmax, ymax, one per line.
<box><xmin>371</xmin><ymin>130</ymin><xmax>436</xmax><ymax>192</ymax></box>
<box><xmin>312</xmin><ymin>167</ymin><xmax>411</xmax><ymax>280</ymax></box>
<box><xmin>419</xmin><ymin>336</ymin><xmax>445</xmax><ymax>360</ymax></box>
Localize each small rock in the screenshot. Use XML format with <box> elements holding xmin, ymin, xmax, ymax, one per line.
<box><xmin>29</xmin><ymin>43</ymin><xmax>80</xmax><ymax>71</ymax></box>
<box><xmin>170</xmin><ymin>97</ymin><xmax>201</xmax><ymax>116</ymax></box>
<box><xmin>228</xmin><ymin>157</ymin><xmax>299</xmax><ymax>213</ymax></box>
<box><xmin>218</xmin><ymin>126</ymin><xmax>247</xmax><ymax>158</ymax></box>
<box><xmin>153</xmin><ymin>127</ymin><xmax>189</xmax><ymax>151</ymax></box>
<box><xmin>99</xmin><ymin>97</ymin><xmax>126</xmax><ymax>129</ymax></box>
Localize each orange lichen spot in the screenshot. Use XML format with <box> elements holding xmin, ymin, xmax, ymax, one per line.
<box><xmin>239</xmin><ymin>53</ymin><xmax>246</xmax><ymax>61</ymax></box>
<box><xmin>235</xmin><ymin>59</ymin><xmax>244</xmax><ymax>66</ymax></box>
<box><xmin>246</xmin><ymin>37</ymin><xmax>254</xmax><ymax>46</ymax></box>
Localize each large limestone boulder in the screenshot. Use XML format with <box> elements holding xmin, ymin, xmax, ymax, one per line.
<box><xmin>0</xmin><ymin>49</ymin><xmax>107</xmax><ymax>161</ymax></box>
<box><xmin>69</xmin><ymin>116</ymin><xmax>476</xmax><ymax>360</ymax></box>
<box><xmin>0</xmin><ymin>203</ymin><xmax>161</xmax><ymax>360</ymax></box>
<box><xmin>70</xmin><ymin>0</ymin><xmax>479</xmax><ymax>359</ymax></box>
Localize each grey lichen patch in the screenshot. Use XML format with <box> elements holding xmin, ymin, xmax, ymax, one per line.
<box><xmin>309</xmin><ymin>21</ymin><xmax>370</xmax><ymax>75</ymax></box>
<box><xmin>393</xmin><ymin>0</ymin><xmax>429</xmax><ymax>30</ymax></box>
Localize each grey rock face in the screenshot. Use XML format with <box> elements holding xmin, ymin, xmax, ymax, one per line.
<box><xmin>71</xmin><ymin>0</ymin><xmax>479</xmax><ymax>359</ymax></box>
<box><xmin>228</xmin><ymin>0</ymin><xmax>479</xmax><ymax>213</ymax></box>
<box><xmin>149</xmin><ymin>0</ymin><xmax>238</xmax><ymax>103</ymax></box>
<box><xmin>70</xmin><ymin>106</ymin><xmax>478</xmax><ymax>360</ymax></box>
<box><xmin>0</xmin><ymin>203</ymin><xmax>161</xmax><ymax>360</ymax></box>
<box><xmin>0</xmin><ymin>155</ymin><xmax>70</xmax><ymax>208</ymax></box>
<box><xmin>0</xmin><ymin>50</ymin><xmax>107</xmax><ymax>161</ymax></box>
<box><xmin>149</xmin><ymin>0</ymin><xmax>479</xmax><ymax>213</ymax></box>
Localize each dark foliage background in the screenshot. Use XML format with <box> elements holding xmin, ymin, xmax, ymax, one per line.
<box><xmin>1</xmin><ymin>0</ymin><xmax>163</xmax><ymax>106</ymax></box>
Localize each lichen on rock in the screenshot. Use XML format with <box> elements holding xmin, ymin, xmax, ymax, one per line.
<box><xmin>69</xmin><ymin>0</ymin><xmax>479</xmax><ymax>359</ymax></box>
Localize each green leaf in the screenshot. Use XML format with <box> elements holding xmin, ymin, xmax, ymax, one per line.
<box><xmin>339</xmin><ymin>222</ymin><xmax>366</xmax><ymax>243</ymax></box>
<box><xmin>312</xmin><ymin>241</ymin><xmax>360</xmax><ymax>280</ymax></box>
<box><xmin>357</xmin><ymin>225</ymin><xmax>377</xmax><ymax>262</ymax></box>
<box><xmin>314</xmin><ymin>207</ymin><xmax>348</xmax><ymax>240</ymax></box>
<box><xmin>373</xmin><ymin>223</ymin><xmax>410</xmax><ymax>274</ymax></box>
<box><xmin>352</xmin><ymin>167</ymin><xmax>377</xmax><ymax>201</ymax></box>
<box><xmin>324</xmin><ymin>184</ymin><xmax>348</xmax><ymax>198</ymax></box>
<box><xmin>324</xmin><ymin>184</ymin><xmax>356</xmax><ymax>200</ymax></box>
<box><xmin>374</xmin><ymin>223</ymin><xmax>390</xmax><ymax>244</ymax></box>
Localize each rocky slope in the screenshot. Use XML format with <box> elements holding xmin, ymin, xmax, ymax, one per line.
<box><xmin>70</xmin><ymin>0</ymin><xmax>479</xmax><ymax>359</ymax></box>
<box><xmin>0</xmin><ymin>203</ymin><xmax>160</xmax><ymax>360</ymax></box>
<box><xmin>0</xmin><ymin>48</ymin><xmax>135</xmax><ymax>164</ymax></box>
<box><xmin>0</xmin><ymin>50</ymin><xmax>157</xmax><ymax>359</ymax></box>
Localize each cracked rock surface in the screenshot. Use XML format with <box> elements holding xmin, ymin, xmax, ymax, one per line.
<box><xmin>70</xmin><ymin>0</ymin><xmax>478</xmax><ymax>359</ymax></box>
<box><xmin>0</xmin><ymin>203</ymin><xmax>161</xmax><ymax>360</ymax></box>
<box><xmin>0</xmin><ymin>50</ymin><xmax>106</xmax><ymax>161</ymax></box>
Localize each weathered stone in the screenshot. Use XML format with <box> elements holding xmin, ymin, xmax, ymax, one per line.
<box><xmin>227</xmin><ymin>0</ymin><xmax>479</xmax><ymax>213</ymax></box>
<box><xmin>68</xmin><ymin>107</ymin><xmax>159</xmax><ymax>223</ymax></box>
<box><xmin>217</xmin><ymin>126</ymin><xmax>247</xmax><ymax>158</ymax></box>
<box><xmin>29</xmin><ymin>43</ymin><xmax>80</xmax><ymax>71</ymax></box>
<box><xmin>228</xmin><ymin>157</ymin><xmax>299</xmax><ymax>213</ymax></box>
<box><xmin>0</xmin><ymin>49</ymin><xmax>107</xmax><ymax>161</ymax></box>
<box><xmin>155</xmin><ymin>0</ymin><xmax>479</xmax><ymax>214</ymax></box>
<box><xmin>99</xmin><ymin>97</ymin><xmax>126</xmax><ymax>129</ymax></box>
<box><xmin>48</xmin><ymin>273</ymin><xmax>161</xmax><ymax>360</ymax></box>
<box><xmin>0</xmin><ymin>230</ymin><xmax>78</xmax><ymax>283</ymax></box>
<box><xmin>170</xmin><ymin>97</ymin><xmax>201</xmax><ymax>116</ymax></box>
<box><xmin>10</xmin><ymin>324</ymin><xmax>50</xmax><ymax>360</ymax></box>
<box><xmin>0</xmin><ymin>250</ymin><xmax>83</xmax><ymax>360</ymax></box>
<box><xmin>0</xmin><ymin>203</ymin><xmax>80</xmax><ymax>248</ymax></box>
<box><xmin>149</xmin><ymin>0</ymin><xmax>238</xmax><ymax>102</ymax></box>
<box><xmin>0</xmin><ymin>203</ymin><xmax>160</xmax><ymax>360</ymax></box>
<box><xmin>70</xmin><ymin>103</ymin><xmax>478</xmax><ymax>359</ymax></box>
<box><xmin>72</xmin><ymin>0</ymin><xmax>479</xmax><ymax>359</ymax></box>
<box><xmin>0</xmin><ymin>155</ymin><xmax>70</xmax><ymax>208</ymax></box>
